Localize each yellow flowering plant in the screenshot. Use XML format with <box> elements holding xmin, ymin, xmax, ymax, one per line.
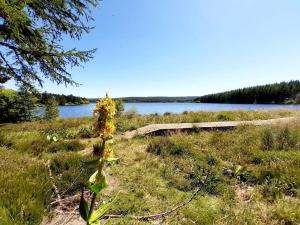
<box><xmin>79</xmin><ymin>95</ymin><xmax>118</xmax><ymax>225</ymax></box>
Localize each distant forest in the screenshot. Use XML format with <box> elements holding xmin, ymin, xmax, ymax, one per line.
<box><xmin>40</xmin><ymin>93</ymin><xmax>89</xmax><ymax>105</ymax></box>
<box><xmin>88</xmin><ymin>96</ymin><xmax>197</xmax><ymax>103</ymax></box>
<box><xmin>194</xmin><ymin>80</ymin><xmax>300</xmax><ymax>104</ymax></box>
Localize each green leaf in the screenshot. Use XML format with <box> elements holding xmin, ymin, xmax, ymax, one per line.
<box><xmin>88</xmin><ymin>194</ymin><xmax>119</xmax><ymax>224</ymax></box>
<box><xmin>88</xmin><ymin>171</ymin><xmax>108</xmax><ymax>194</ymax></box>
<box><xmin>79</xmin><ymin>191</ymin><xmax>89</xmax><ymax>221</ymax></box>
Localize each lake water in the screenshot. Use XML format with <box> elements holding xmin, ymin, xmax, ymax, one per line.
<box><xmin>58</xmin><ymin>103</ymin><xmax>300</xmax><ymax>118</ymax></box>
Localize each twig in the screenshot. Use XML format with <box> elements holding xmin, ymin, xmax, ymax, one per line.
<box><xmin>47</xmin><ymin>160</ymin><xmax>62</xmax><ymax>208</ymax></box>
<box><xmin>103</xmin><ymin>188</ymin><xmax>201</xmax><ymax>221</ymax></box>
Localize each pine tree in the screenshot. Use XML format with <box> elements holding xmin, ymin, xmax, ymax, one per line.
<box><xmin>296</xmin><ymin>93</ymin><xmax>300</xmax><ymax>104</ymax></box>
<box><xmin>44</xmin><ymin>97</ymin><xmax>59</xmax><ymax>120</ymax></box>
<box><xmin>15</xmin><ymin>86</ymin><xmax>38</xmax><ymax>121</ymax></box>
<box><xmin>0</xmin><ymin>0</ymin><xmax>99</xmax><ymax>87</ymax></box>
<box><xmin>0</xmin><ymin>86</ymin><xmax>37</xmax><ymax>123</ymax></box>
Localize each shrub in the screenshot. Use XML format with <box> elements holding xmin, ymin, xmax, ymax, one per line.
<box><xmin>234</xmin><ymin>165</ymin><xmax>257</xmax><ymax>184</ymax></box>
<box><xmin>43</xmin><ymin>96</ymin><xmax>59</xmax><ymax>120</ymax></box>
<box><xmin>62</xmin><ymin>129</ymin><xmax>78</xmax><ymax>139</ymax></box>
<box><xmin>115</xmin><ymin>98</ymin><xmax>125</xmax><ymax>116</ymax></box>
<box><xmin>216</xmin><ymin>113</ymin><xmax>232</xmax><ymax>121</ymax></box>
<box><xmin>9</xmin><ymin>132</ymin><xmax>49</xmax><ymax>155</ymax></box>
<box><xmin>191</xmin><ymin>165</ymin><xmax>221</xmax><ymax>195</ymax></box>
<box><xmin>277</xmin><ymin>127</ymin><xmax>297</xmax><ymax>150</ymax></box>
<box><xmin>295</xmin><ymin>93</ymin><xmax>300</xmax><ymax>104</ymax></box>
<box><xmin>47</xmin><ymin>140</ymin><xmax>85</xmax><ymax>153</ymax></box>
<box><xmin>261</xmin><ymin>128</ymin><xmax>274</xmax><ymax>150</ymax></box>
<box><xmin>0</xmin><ymin>132</ymin><xmax>12</xmax><ymax>148</ymax></box>
<box><xmin>147</xmin><ymin>137</ymin><xmax>193</xmax><ymax>157</ymax></box>
<box><xmin>124</xmin><ymin>109</ymin><xmax>139</xmax><ymax>119</ymax></box>
<box><xmin>0</xmin><ymin>87</ymin><xmax>37</xmax><ymax>123</ymax></box>
<box><xmin>78</xmin><ymin>125</ymin><xmax>93</xmax><ymax>138</ymax></box>
<box><xmin>50</xmin><ymin>152</ymin><xmax>95</xmax><ymax>195</ymax></box>
<box><xmin>262</xmin><ymin>178</ymin><xmax>284</xmax><ymax>201</ymax></box>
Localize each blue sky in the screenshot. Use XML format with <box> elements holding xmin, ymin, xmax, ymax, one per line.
<box><xmin>6</xmin><ymin>0</ymin><xmax>300</xmax><ymax>98</ymax></box>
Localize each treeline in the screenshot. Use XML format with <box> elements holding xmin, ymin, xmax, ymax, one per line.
<box><xmin>0</xmin><ymin>88</ymin><xmax>89</xmax><ymax>123</ymax></box>
<box><xmin>195</xmin><ymin>81</ymin><xmax>300</xmax><ymax>104</ymax></box>
<box><xmin>40</xmin><ymin>93</ymin><xmax>89</xmax><ymax>105</ymax></box>
<box><xmin>89</xmin><ymin>96</ymin><xmax>196</xmax><ymax>103</ymax></box>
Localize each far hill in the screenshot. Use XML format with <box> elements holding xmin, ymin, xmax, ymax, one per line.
<box><xmin>194</xmin><ymin>80</ymin><xmax>300</xmax><ymax>104</ymax></box>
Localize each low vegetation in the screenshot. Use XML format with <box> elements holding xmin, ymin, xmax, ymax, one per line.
<box><xmin>0</xmin><ymin>110</ymin><xmax>300</xmax><ymax>225</ymax></box>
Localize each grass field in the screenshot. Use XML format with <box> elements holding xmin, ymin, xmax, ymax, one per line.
<box><xmin>0</xmin><ymin>110</ymin><xmax>300</xmax><ymax>225</ymax></box>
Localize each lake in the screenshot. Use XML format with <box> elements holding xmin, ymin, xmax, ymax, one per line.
<box><xmin>57</xmin><ymin>103</ymin><xmax>300</xmax><ymax>118</ymax></box>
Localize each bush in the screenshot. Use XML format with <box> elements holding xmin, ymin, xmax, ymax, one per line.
<box><xmin>78</xmin><ymin>125</ymin><xmax>93</xmax><ymax>138</ymax></box>
<box><xmin>261</xmin><ymin>128</ymin><xmax>274</xmax><ymax>150</ymax></box>
<box><xmin>262</xmin><ymin>177</ymin><xmax>296</xmax><ymax>202</ymax></box>
<box><xmin>0</xmin><ymin>132</ymin><xmax>13</xmax><ymax>148</ymax></box>
<box><xmin>164</xmin><ymin>112</ymin><xmax>172</xmax><ymax>116</ymax></box>
<box><xmin>295</xmin><ymin>93</ymin><xmax>300</xmax><ymax>104</ymax></box>
<box><xmin>216</xmin><ymin>113</ymin><xmax>232</xmax><ymax>121</ymax></box>
<box><xmin>124</xmin><ymin>109</ymin><xmax>139</xmax><ymax>119</ymax></box>
<box><xmin>50</xmin><ymin>152</ymin><xmax>95</xmax><ymax>195</ymax></box>
<box><xmin>47</xmin><ymin>140</ymin><xmax>85</xmax><ymax>153</ymax></box>
<box><xmin>277</xmin><ymin>127</ymin><xmax>297</xmax><ymax>150</ymax></box>
<box><xmin>43</xmin><ymin>96</ymin><xmax>59</xmax><ymax>120</ymax></box>
<box><xmin>191</xmin><ymin>165</ymin><xmax>221</xmax><ymax>195</ymax></box>
<box><xmin>0</xmin><ymin>87</ymin><xmax>37</xmax><ymax>123</ymax></box>
<box><xmin>6</xmin><ymin>132</ymin><xmax>49</xmax><ymax>155</ymax></box>
<box><xmin>115</xmin><ymin>98</ymin><xmax>125</xmax><ymax>116</ymax></box>
<box><xmin>147</xmin><ymin>137</ymin><xmax>193</xmax><ymax>157</ymax></box>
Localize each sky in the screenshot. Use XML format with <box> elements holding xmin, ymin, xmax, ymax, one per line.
<box><xmin>5</xmin><ymin>0</ymin><xmax>300</xmax><ymax>98</ymax></box>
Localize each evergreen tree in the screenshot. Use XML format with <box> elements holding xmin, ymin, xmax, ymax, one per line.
<box><xmin>0</xmin><ymin>86</ymin><xmax>37</xmax><ymax>123</ymax></box>
<box><xmin>296</xmin><ymin>93</ymin><xmax>300</xmax><ymax>104</ymax></box>
<box><xmin>194</xmin><ymin>81</ymin><xmax>300</xmax><ymax>104</ymax></box>
<box><xmin>115</xmin><ymin>99</ymin><xmax>125</xmax><ymax>116</ymax></box>
<box><xmin>44</xmin><ymin>97</ymin><xmax>59</xmax><ymax>120</ymax></box>
<box><xmin>15</xmin><ymin>86</ymin><xmax>38</xmax><ymax>121</ymax></box>
<box><xmin>0</xmin><ymin>0</ymin><xmax>99</xmax><ymax>87</ymax></box>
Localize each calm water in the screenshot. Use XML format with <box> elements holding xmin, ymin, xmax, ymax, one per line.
<box><xmin>57</xmin><ymin>103</ymin><xmax>300</xmax><ymax>118</ymax></box>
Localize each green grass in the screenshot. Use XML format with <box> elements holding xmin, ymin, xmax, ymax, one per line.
<box><xmin>0</xmin><ymin>110</ymin><xmax>300</xmax><ymax>225</ymax></box>
<box><xmin>0</xmin><ymin>149</ymin><xmax>52</xmax><ymax>225</ymax></box>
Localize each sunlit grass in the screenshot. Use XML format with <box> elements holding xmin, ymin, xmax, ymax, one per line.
<box><xmin>0</xmin><ymin>110</ymin><xmax>299</xmax><ymax>224</ymax></box>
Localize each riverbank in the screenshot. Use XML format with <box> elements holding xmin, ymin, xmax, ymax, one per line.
<box><xmin>1</xmin><ymin>110</ymin><xmax>300</xmax><ymax>225</ymax></box>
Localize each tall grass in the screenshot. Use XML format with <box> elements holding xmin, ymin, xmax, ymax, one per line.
<box><xmin>0</xmin><ymin>111</ymin><xmax>299</xmax><ymax>225</ymax></box>
<box><xmin>0</xmin><ymin>149</ymin><xmax>52</xmax><ymax>225</ymax></box>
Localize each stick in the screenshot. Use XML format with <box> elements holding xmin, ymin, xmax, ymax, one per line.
<box><xmin>47</xmin><ymin>160</ymin><xmax>62</xmax><ymax>208</ymax></box>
